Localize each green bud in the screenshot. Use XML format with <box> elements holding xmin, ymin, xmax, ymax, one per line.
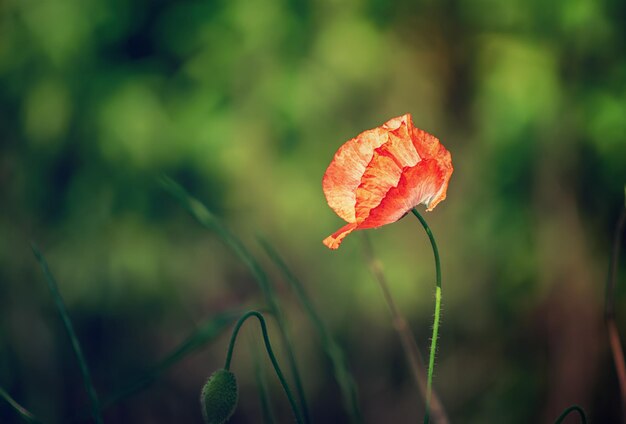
<box><xmin>200</xmin><ymin>369</ymin><xmax>238</xmax><ymax>424</ymax></box>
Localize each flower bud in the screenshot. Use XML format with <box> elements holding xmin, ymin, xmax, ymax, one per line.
<box><xmin>200</xmin><ymin>369</ymin><xmax>238</xmax><ymax>424</ymax></box>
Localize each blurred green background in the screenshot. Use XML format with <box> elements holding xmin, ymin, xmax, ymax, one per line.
<box><xmin>1</xmin><ymin>0</ymin><xmax>625</xmax><ymax>422</ymax></box>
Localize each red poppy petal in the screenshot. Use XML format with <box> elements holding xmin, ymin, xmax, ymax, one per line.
<box><xmin>381</xmin><ymin>114</ymin><xmax>408</xmax><ymax>131</ymax></box>
<box><xmin>354</xmin><ymin>151</ymin><xmax>402</xmax><ymax>222</ymax></box>
<box><xmin>410</xmin><ymin>125</ymin><xmax>444</xmax><ymax>160</ymax></box>
<box><xmin>423</xmin><ymin>148</ymin><xmax>452</xmax><ymax>211</ymax></box>
<box><xmin>377</xmin><ymin>124</ymin><xmax>421</xmax><ymax>168</ymax></box>
<box><xmin>322</xmin><ymin>222</ymin><xmax>358</xmax><ymax>250</ymax></box>
<box><xmin>352</xmin><ymin>120</ymin><xmax>426</xmax><ymax>224</ymax></box>
<box><xmin>322</xmin><ymin>113</ymin><xmax>453</xmax><ymax>250</ymax></box>
<box><xmin>359</xmin><ymin>159</ymin><xmax>448</xmax><ymax>229</ymax></box>
<box><xmin>323</xmin><ymin>127</ymin><xmax>388</xmax><ymax>222</ymax></box>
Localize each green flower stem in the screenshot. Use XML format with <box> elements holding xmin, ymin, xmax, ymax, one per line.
<box><xmin>411</xmin><ymin>209</ymin><xmax>442</xmax><ymax>424</ymax></box>
<box><xmin>553</xmin><ymin>405</ymin><xmax>587</xmax><ymax>424</ymax></box>
<box><xmin>362</xmin><ymin>234</ymin><xmax>448</xmax><ymax>424</ymax></box>
<box><xmin>31</xmin><ymin>244</ymin><xmax>103</xmax><ymax>424</ymax></box>
<box><xmin>224</xmin><ymin>311</ymin><xmax>303</xmax><ymax>424</ymax></box>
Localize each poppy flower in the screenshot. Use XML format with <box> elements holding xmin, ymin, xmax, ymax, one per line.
<box><xmin>322</xmin><ymin>114</ymin><xmax>453</xmax><ymax>250</ymax></box>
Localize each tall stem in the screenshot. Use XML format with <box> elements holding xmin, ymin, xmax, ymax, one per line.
<box><xmin>411</xmin><ymin>209</ymin><xmax>442</xmax><ymax>424</ymax></box>
<box><xmin>362</xmin><ymin>234</ymin><xmax>448</xmax><ymax>423</ymax></box>
<box><xmin>224</xmin><ymin>311</ymin><xmax>304</xmax><ymax>424</ymax></box>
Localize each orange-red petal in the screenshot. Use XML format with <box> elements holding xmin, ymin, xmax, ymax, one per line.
<box><xmin>322</xmin><ymin>113</ymin><xmax>453</xmax><ymax>249</ymax></box>
<box><xmin>377</xmin><ymin>117</ymin><xmax>421</xmax><ymax>168</ymax></box>
<box><xmin>322</xmin><ymin>127</ymin><xmax>388</xmax><ymax>223</ymax></box>
<box><xmin>322</xmin><ymin>222</ymin><xmax>358</xmax><ymax>250</ymax></box>
<box><xmin>359</xmin><ymin>158</ymin><xmax>449</xmax><ymax>229</ymax></box>
<box><xmin>354</xmin><ymin>150</ymin><xmax>403</xmax><ymax>222</ymax></box>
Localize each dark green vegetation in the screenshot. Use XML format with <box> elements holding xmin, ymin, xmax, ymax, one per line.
<box><xmin>1</xmin><ymin>0</ymin><xmax>625</xmax><ymax>422</ymax></box>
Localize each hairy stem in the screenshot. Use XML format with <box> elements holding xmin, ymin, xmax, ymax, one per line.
<box><xmin>362</xmin><ymin>234</ymin><xmax>448</xmax><ymax>424</ymax></box>
<box><xmin>411</xmin><ymin>209</ymin><xmax>442</xmax><ymax>424</ymax></box>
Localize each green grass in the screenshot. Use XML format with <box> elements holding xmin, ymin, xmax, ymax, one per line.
<box><xmin>31</xmin><ymin>243</ymin><xmax>103</xmax><ymax>424</ymax></box>
<box><xmin>161</xmin><ymin>176</ymin><xmax>311</xmax><ymax>423</ymax></box>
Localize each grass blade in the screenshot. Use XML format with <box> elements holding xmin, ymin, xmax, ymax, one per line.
<box><xmin>160</xmin><ymin>176</ymin><xmax>311</xmax><ymax>423</ymax></box>
<box><xmin>31</xmin><ymin>244</ymin><xmax>103</xmax><ymax>424</ymax></box>
<box><xmin>258</xmin><ymin>236</ymin><xmax>363</xmax><ymax>424</ymax></box>
<box><xmin>0</xmin><ymin>386</ymin><xmax>42</xmax><ymax>423</ymax></box>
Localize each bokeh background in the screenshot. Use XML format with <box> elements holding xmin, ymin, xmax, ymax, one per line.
<box><xmin>1</xmin><ymin>0</ymin><xmax>625</xmax><ymax>422</ymax></box>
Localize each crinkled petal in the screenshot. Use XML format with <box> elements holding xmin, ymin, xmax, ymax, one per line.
<box><xmin>353</xmin><ymin>124</ymin><xmax>422</xmax><ymax>223</ymax></box>
<box><xmin>410</xmin><ymin>124</ymin><xmax>443</xmax><ymax>160</ymax></box>
<box><xmin>322</xmin><ymin>113</ymin><xmax>453</xmax><ymax>249</ymax></box>
<box><xmin>422</xmin><ymin>146</ymin><xmax>452</xmax><ymax>211</ymax></box>
<box><xmin>381</xmin><ymin>115</ymin><xmax>407</xmax><ymax>131</ymax></box>
<box><xmin>322</xmin><ymin>127</ymin><xmax>388</xmax><ymax>223</ymax></box>
<box><xmin>354</xmin><ymin>151</ymin><xmax>402</xmax><ymax>222</ymax></box>
<box><xmin>323</xmin><ymin>222</ymin><xmax>358</xmax><ymax>250</ymax></box>
<box><xmin>359</xmin><ymin>158</ymin><xmax>449</xmax><ymax>229</ymax></box>
<box><xmin>378</xmin><ymin>121</ymin><xmax>421</xmax><ymax>168</ymax></box>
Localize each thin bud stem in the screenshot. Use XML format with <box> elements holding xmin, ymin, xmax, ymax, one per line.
<box><xmin>553</xmin><ymin>404</ymin><xmax>587</xmax><ymax>424</ymax></box>
<box><xmin>224</xmin><ymin>311</ymin><xmax>304</xmax><ymax>424</ymax></box>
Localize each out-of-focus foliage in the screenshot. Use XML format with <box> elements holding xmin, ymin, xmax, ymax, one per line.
<box><xmin>0</xmin><ymin>0</ymin><xmax>625</xmax><ymax>422</ymax></box>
